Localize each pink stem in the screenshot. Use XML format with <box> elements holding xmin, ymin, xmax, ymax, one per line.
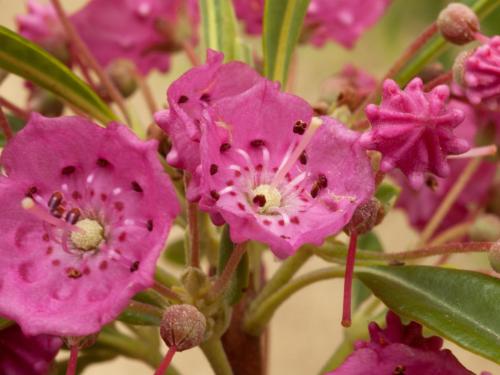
<box><xmin>65</xmin><ymin>345</ymin><xmax>79</xmax><ymax>375</ymax></box>
<box><xmin>154</xmin><ymin>346</ymin><xmax>177</xmax><ymax>375</ymax></box>
<box><xmin>342</xmin><ymin>233</ymin><xmax>358</xmax><ymax>327</ymax></box>
<box><xmin>474</xmin><ymin>32</ymin><xmax>490</xmax><ymax>44</ymax></box>
<box><xmin>447</xmin><ymin>145</ymin><xmax>497</xmax><ymax>159</ymax></box>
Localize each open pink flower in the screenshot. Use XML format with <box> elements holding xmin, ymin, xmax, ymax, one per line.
<box><xmin>360</xmin><ymin>78</ymin><xmax>470</xmax><ymax>189</ymax></box>
<box><xmin>0</xmin><ymin>324</ymin><xmax>62</xmax><ymax>375</ymax></box>
<box><xmin>71</xmin><ymin>0</ymin><xmax>199</xmax><ymax>74</ymax></box>
<box><xmin>463</xmin><ymin>36</ymin><xmax>500</xmax><ymax>110</ymax></box>
<box><xmin>0</xmin><ymin>114</ymin><xmax>179</xmax><ymax>336</ymax></box>
<box><xmin>155</xmin><ymin>50</ymin><xmax>265</xmax><ymax>200</ymax></box>
<box><xmin>233</xmin><ymin>0</ymin><xmax>264</xmax><ymax>35</ymax></box>
<box><xmin>16</xmin><ymin>0</ymin><xmax>70</xmax><ymax>63</ymax></box>
<box><xmin>305</xmin><ymin>0</ymin><xmax>391</xmax><ymax>48</ymax></box>
<box><xmin>328</xmin><ymin>311</ymin><xmax>475</xmax><ymax>375</ymax></box>
<box><xmin>198</xmin><ymin>81</ymin><xmax>374</xmax><ymax>258</ymax></box>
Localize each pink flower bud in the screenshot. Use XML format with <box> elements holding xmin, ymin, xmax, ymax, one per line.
<box><xmin>160</xmin><ymin>304</ymin><xmax>206</xmax><ymax>351</ymax></box>
<box><xmin>437</xmin><ymin>3</ymin><xmax>479</xmax><ymax>45</ymax></box>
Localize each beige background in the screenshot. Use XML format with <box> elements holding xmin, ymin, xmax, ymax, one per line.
<box><xmin>0</xmin><ymin>0</ymin><xmax>498</xmax><ymax>374</ymax></box>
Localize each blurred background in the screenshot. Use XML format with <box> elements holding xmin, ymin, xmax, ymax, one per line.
<box><xmin>0</xmin><ymin>0</ymin><xmax>498</xmax><ymax>373</ymax></box>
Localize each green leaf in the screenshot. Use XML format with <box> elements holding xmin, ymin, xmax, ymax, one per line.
<box><xmin>0</xmin><ymin>26</ymin><xmax>116</xmax><ymax>124</ymax></box>
<box><xmin>356</xmin><ymin>265</ymin><xmax>500</xmax><ymax>363</ymax></box>
<box><xmin>199</xmin><ymin>0</ymin><xmax>242</xmax><ymax>62</ymax></box>
<box><xmin>218</xmin><ymin>225</ymin><xmax>249</xmax><ymax>305</ymax></box>
<box><xmin>375</xmin><ymin>181</ymin><xmax>400</xmax><ymax>208</ymax></box>
<box><xmin>263</xmin><ymin>0</ymin><xmax>311</xmax><ymax>85</ymax></box>
<box><xmin>352</xmin><ymin>232</ymin><xmax>383</xmax><ymax>309</ymax></box>
<box><xmin>0</xmin><ymin>114</ymin><xmax>26</xmax><ymax>147</ymax></box>
<box><xmin>163</xmin><ymin>237</ymin><xmax>186</xmax><ymax>267</ymax></box>
<box><xmin>118</xmin><ymin>307</ymin><xmax>162</xmax><ymax>326</ymax></box>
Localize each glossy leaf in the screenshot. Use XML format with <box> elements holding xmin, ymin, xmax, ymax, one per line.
<box><xmin>0</xmin><ymin>26</ymin><xmax>116</xmax><ymax>124</ymax></box>
<box><xmin>199</xmin><ymin>0</ymin><xmax>242</xmax><ymax>62</ymax></box>
<box><xmin>356</xmin><ymin>265</ymin><xmax>500</xmax><ymax>363</ymax></box>
<box><xmin>263</xmin><ymin>0</ymin><xmax>311</xmax><ymax>85</ymax></box>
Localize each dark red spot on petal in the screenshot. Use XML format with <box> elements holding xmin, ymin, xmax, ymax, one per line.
<box><xmin>200</xmin><ymin>93</ymin><xmax>210</xmax><ymax>102</ymax></box>
<box><xmin>72</xmin><ymin>191</ymin><xmax>82</xmax><ymax>200</ymax></box>
<box><xmin>250</xmin><ymin>139</ymin><xmax>265</xmax><ymax>148</ymax></box>
<box><xmin>293</xmin><ymin>120</ymin><xmax>307</xmax><ymax>135</ymax></box>
<box><xmin>299</xmin><ymin>151</ymin><xmax>307</xmax><ymax>165</ymax></box>
<box><xmin>100</xmin><ymin>193</ymin><xmax>108</xmax><ymax>202</ymax></box>
<box><xmin>118</xmin><ymin>232</ymin><xmax>127</xmax><ymax>242</ymax></box>
<box><xmin>291</xmin><ymin>217</ymin><xmax>300</xmax><ymax>224</ymax></box>
<box><xmin>131</xmin><ymin>181</ymin><xmax>143</xmax><ymax>193</ymax></box>
<box><xmin>237</xmin><ymin>202</ymin><xmax>245</xmax><ymax>211</ymax></box>
<box><xmin>210</xmin><ymin>164</ymin><xmax>219</xmax><ymax>175</ymax></box>
<box><xmin>310</xmin><ymin>185</ymin><xmax>320</xmax><ymax>198</ymax></box>
<box><xmin>114</xmin><ymin>201</ymin><xmax>124</xmax><ymax>211</ymax></box>
<box><xmin>178</xmin><ymin>95</ymin><xmax>189</xmax><ymax>104</ymax></box>
<box><xmin>99</xmin><ymin>261</ymin><xmax>108</xmax><ymax>270</ymax></box>
<box><xmin>234</xmin><ymin>170</ymin><xmax>242</xmax><ymax>177</ymax></box>
<box><xmin>97</xmin><ymin>158</ymin><xmax>110</xmax><ymax>167</ymax></box>
<box><xmin>26</xmin><ymin>186</ymin><xmax>38</xmax><ymax>197</ymax></box>
<box><xmin>256</xmin><ymin>164</ymin><xmax>263</xmax><ymax>172</ymax></box>
<box><xmin>146</xmin><ymin>220</ymin><xmax>154</xmax><ymax>232</ymax></box>
<box><xmin>210</xmin><ymin>190</ymin><xmax>220</xmax><ymax>201</ymax></box>
<box><xmin>130</xmin><ymin>261</ymin><xmax>140</xmax><ymax>272</ymax></box>
<box><xmin>226</xmin><ymin>180</ymin><xmax>234</xmax><ymax>186</ymax></box>
<box><xmin>66</xmin><ymin>268</ymin><xmax>82</xmax><ymax>279</ymax></box>
<box><xmin>280</xmin><ymin>235</ymin><xmax>291</xmax><ymax>239</ymax></box>
<box><xmin>46</xmin><ymin>246</ymin><xmax>53</xmax><ymax>255</ymax></box>
<box><xmin>278</xmin><ymin>220</ymin><xmax>285</xmax><ymax>226</ymax></box>
<box><xmin>220</xmin><ymin>143</ymin><xmax>231</xmax><ymax>153</ymax></box>
<box><xmin>263</xmin><ymin>219</ymin><xmax>271</xmax><ymax>226</ymax></box>
<box><xmin>318</xmin><ymin>174</ymin><xmax>328</xmax><ymax>189</ymax></box>
<box><xmin>42</xmin><ymin>233</ymin><xmax>50</xmax><ymax>242</ymax></box>
<box><xmin>61</xmin><ymin>166</ymin><xmax>76</xmax><ymax>175</ymax></box>
<box><xmin>51</xmin><ymin>259</ymin><xmax>60</xmax><ymax>266</ymax></box>
<box><xmin>83</xmin><ymin>267</ymin><xmax>91</xmax><ymax>275</ymax></box>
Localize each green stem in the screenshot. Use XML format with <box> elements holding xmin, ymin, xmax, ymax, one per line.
<box><xmin>244</xmin><ymin>267</ymin><xmax>345</xmax><ymax>336</ymax></box>
<box><xmin>249</xmin><ymin>246</ymin><xmax>313</xmax><ymax>313</ymax></box>
<box><xmin>155</xmin><ymin>267</ymin><xmax>181</xmax><ymax>287</ymax></box>
<box><xmin>200</xmin><ymin>339</ymin><xmax>233</xmax><ymax>375</ymax></box>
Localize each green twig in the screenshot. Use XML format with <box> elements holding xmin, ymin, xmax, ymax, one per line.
<box><xmin>200</xmin><ymin>339</ymin><xmax>233</xmax><ymax>375</ymax></box>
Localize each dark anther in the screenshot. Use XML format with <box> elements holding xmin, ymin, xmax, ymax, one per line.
<box><xmin>425</xmin><ymin>175</ymin><xmax>438</xmax><ymax>191</ymax></box>
<box><xmin>200</xmin><ymin>93</ymin><xmax>210</xmax><ymax>102</ymax></box>
<box><xmin>65</xmin><ymin>208</ymin><xmax>81</xmax><ymax>224</ymax></box>
<box><xmin>317</xmin><ymin>174</ymin><xmax>328</xmax><ymax>189</ymax></box>
<box><xmin>252</xmin><ymin>194</ymin><xmax>267</xmax><ymax>207</ymax></box>
<box><xmin>177</xmin><ymin>95</ymin><xmax>189</xmax><ymax>104</ymax></box>
<box><xmin>299</xmin><ymin>151</ymin><xmax>307</xmax><ymax>165</ymax></box>
<box><xmin>310</xmin><ymin>184</ymin><xmax>320</xmax><ymax>198</ymax></box>
<box><xmin>61</xmin><ymin>166</ymin><xmax>76</xmax><ymax>175</ymax></box>
<box><xmin>210</xmin><ymin>190</ymin><xmax>220</xmax><ymax>201</ymax></box>
<box><xmin>66</xmin><ymin>268</ymin><xmax>82</xmax><ymax>279</ymax></box>
<box><xmin>131</xmin><ymin>181</ymin><xmax>143</xmax><ymax>193</ymax></box>
<box><xmin>220</xmin><ymin>143</ymin><xmax>231</xmax><ymax>153</ymax></box>
<box><xmin>130</xmin><ymin>261</ymin><xmax>140</xmax><ymax>272</ymax></box>
<box><xmin>210</xmin><ymin>164</ymin><xmax>219</xmax><ymax>175</ymax></box>
<box><xmin>250</xmin><ymin>139</ymin><xmax>265</xmax><ymax>148</ymax></box>
<box><xmin>96</xmin><ymin>158</ymin><xmax>110</xmax><ymax>167</ymax></box>
<box><xmin>146</xmin><ymin>219</ymin><xmax>154</xmax><ymax>232</ymax></box>
<box><xmin>26</xmin><ymin>186</ymin><xmax>38</xmax><ymax>197</ymax></box>
<box><xmin>51</xmin><ymin>206</ymin><xmax>65</xmax><ymax>218</ymax></box>
<box><xmin>293</xmin><ymin>120</ymin><xmax>307</xmax><ymax>135</ymax></box>
<box><xmin>393</xmin><ymin>365</ymin><xmax>405</xmax><ymax>375</ymax></box>
<box><xmin>48</xmin><ymin>192</ymin><xmax>63</xmax><ymax>210</ymax></box>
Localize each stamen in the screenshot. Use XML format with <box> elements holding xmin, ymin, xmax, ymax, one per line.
<box><xmin>272</xmin><ymin>117</ymin><xmax>323</xmax><ymax>186</ymax></box>
<box><xmin>22</xmin><ymin>198</ymin><xmax>81</xmax><ymax>232</ymax></box>
<box><xmin>341</xmin><ymin>233</ymin><xmax>358</xmax><ymax>327</ymax></box>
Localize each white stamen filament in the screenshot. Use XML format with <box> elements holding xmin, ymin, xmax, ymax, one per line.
<box><xmin>271</xmin><ymin>117</ymin><xmax>323</xmax><ymax>186</ymax></box>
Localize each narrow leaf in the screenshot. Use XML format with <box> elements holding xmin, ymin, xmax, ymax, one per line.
<box><xmin>357</xmin><ymin>265</ymin><xmax>500</xmax><ymax>363</ymax></box>
<box><xmin>0</xmin><ymin>26</ymin><xmax>116</xmax><ymax>124</ymax></box>
<box><xmin>263</xmin><ymin>0</ymin><xmax>311</xmax><ymax>85</ymax></box>
<box><xmin>199</xmin><ymin>0</ymin><xmax>241</xmax><ymax>61</ymax></box>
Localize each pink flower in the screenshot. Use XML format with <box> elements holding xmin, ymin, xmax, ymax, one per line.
<box><xmin>0</xmin><ymin>324</ymin><xmax>62</xmax><ymax>375</ymax></box>
<box><xmin>305</xmin><ymin>0</ymin><xmax>391</xmax><ymax>48</ymax></box>
<box><xmin>0</xmin><ymin>114</ymin><xmax>179</xmax><ymax>336</ymax></box>
<box><xmin>16</xmin><ymin>0</ymin><xmax>70</xmax><ymax>63</ymax></box>
<box><xmin>463</xmin><ymin>36</ymin><xmax>500</xmax><ymax>110</ymax></box>
<box><xmin>360</xmin><ymin>78</ymin><xmax>470</xmax><ymax>189</ymax></box>
<box><xmin>198</xmin><ymin>81</ymin><xmax>374</xmax><ymax>258</ymax></box>
<box><xmin>71</xmin><ymin>0</ymin><xmax>199</xmax><ymax>74</ymax></box>
<box><xmin>155</xmin><ymin>50</ymin><xmax>266</xmax><ymax>200</ymax></box>
<box><xmin>328</xmin><ymin>311</ymin><xmax>475</xmax><ymax>375</ymax></box>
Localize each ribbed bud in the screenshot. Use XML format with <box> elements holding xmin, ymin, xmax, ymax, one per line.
<box><xmin>437</xmin><ymin>3</ymin><xmax>479</xmax><ymax>45</ymax></box>
<box><xmin>452</xmin><ymin>50</ymin><xmax>473</xmax><ymax>87</ymax></box>
<box><xmin>160</xmin><ymin>304</ymin><xmax>206</xmax><ymax>351</ymax></box>
<box><xmin>469</xmin><ymin>214</ymin><xmax>500</xmax><ymax>242</ymax></box>
<box><xmin>181</xmin><ymin>267</ymin><xmax>211</xmax><ymax>299</ymax></box>
<box><xmin>488</xmin><ymin>242</ymin><xmax>500</xmax><ymax>274</ymax></box>
<box><xmin>344</xmin><ymin>198</ymin><xmax>385</xmax><ymax>236</ymax></box>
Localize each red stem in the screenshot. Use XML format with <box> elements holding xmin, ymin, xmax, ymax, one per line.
<box><xmin>65</xmin><ymin>345</ymin><xmax>79</xmax><ymax>375</ymax></box>
<box><xmin>154</xmin><ymin>346</ymin><xmax>177</xmax><ymax>375</ymax></box>
<box><xmin>341</xmin><ymin>233</ymin><xmax>358</xmax><ymax>328</ymax></box>
<box><xmin>0</xmin><ymin>105</ymin><xmax>13</xmax><ymax>140</ymax></box>
<box><xmin>0</xmin><ymin>96</ymin><xmax>30</xmax><ymax>120</ymax></box>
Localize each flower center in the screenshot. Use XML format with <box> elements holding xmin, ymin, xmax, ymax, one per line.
<box><xmin>70</xmin><ymin>219</ymin><xmax>104</xmax><ymax>251</ymax></box>
<box><xmin>252</xmin><ymin>184</ymin><xmax>282</xmax><ymax>214</ymax></box>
